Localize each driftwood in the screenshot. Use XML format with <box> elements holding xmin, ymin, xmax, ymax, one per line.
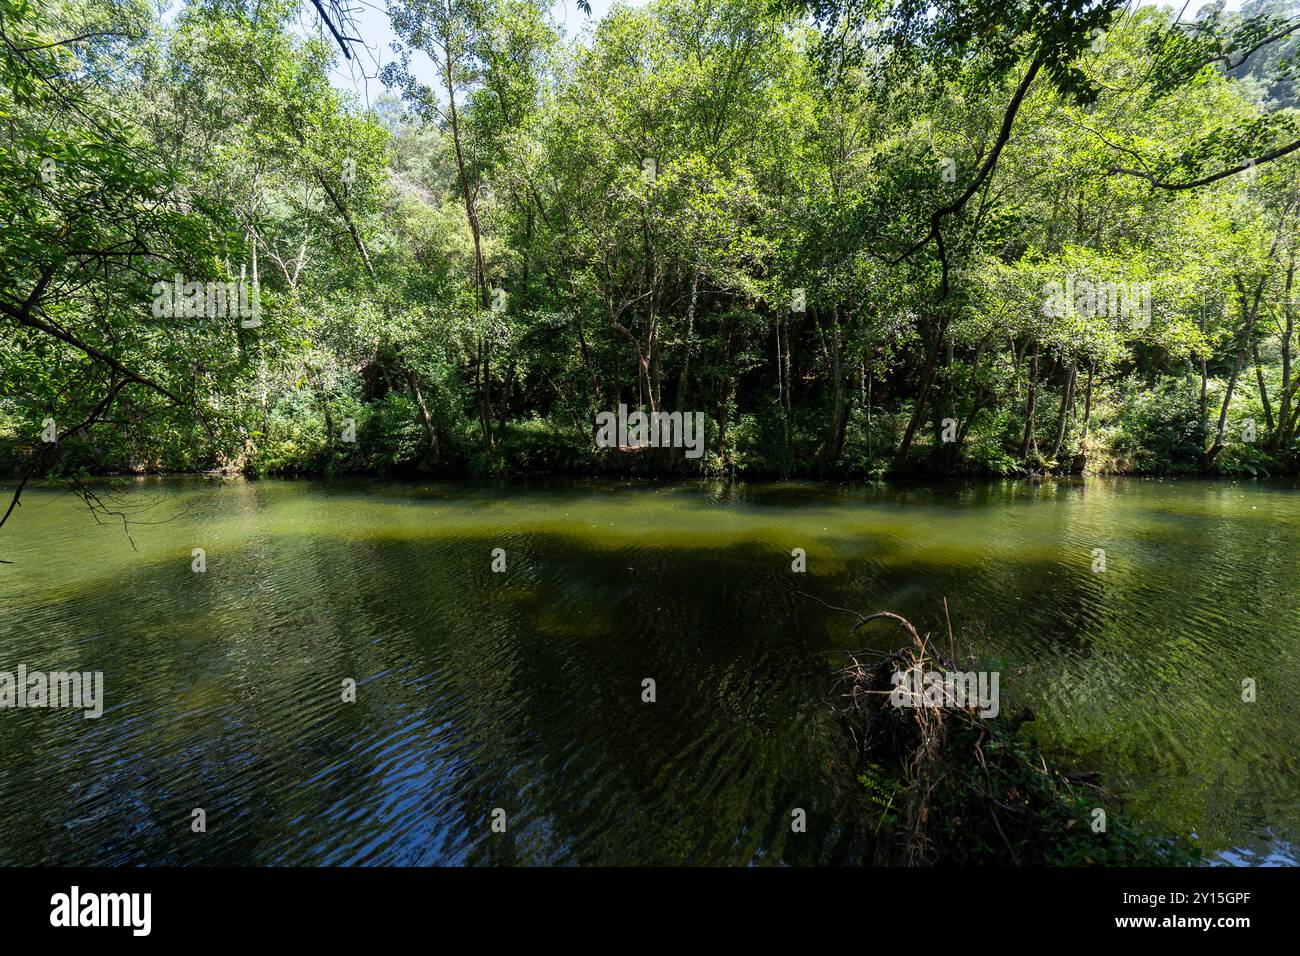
<box><xmin>838</xmin><ymin>606</ymin><xmax>964</xmax><ymax>865</ymax></box>
<box><xmin>830</xmin><ymin>600</ymin><xmax>1148</xmax><ymax>866</ymax></box>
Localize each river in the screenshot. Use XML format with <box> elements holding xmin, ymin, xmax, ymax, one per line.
<box><xmin>0</xmin><ymin>476</ymin><xmax>1295</xmax><ymax>865</ymax></box>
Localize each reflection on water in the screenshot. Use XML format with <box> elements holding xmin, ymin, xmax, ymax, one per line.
<box><xmin>0</xmin><ymin>477</ymin><xmax>1296</xmax><ymax>865</ymax></box>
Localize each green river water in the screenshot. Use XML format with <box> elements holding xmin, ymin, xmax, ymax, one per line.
<box><xmin>0</xmin><ymin>476</ymin><xmax>1295</xmax><ymax>865</ymax></box>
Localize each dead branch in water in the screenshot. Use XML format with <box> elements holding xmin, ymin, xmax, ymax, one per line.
<box><xmin>830</xmin><ymin>602</ymin><xmax>1192</xmax><ymax>866</ymax></box>
<box><xmin>839</xmin><ymin>609</ymin><xmax>959</xmax><ymax>865</ymax></box>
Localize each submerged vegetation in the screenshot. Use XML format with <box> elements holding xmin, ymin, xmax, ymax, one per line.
<box><xmin>8</xmin><ymin>0</ymin><xmax>1300</xmax><ymax>500</ymax></box>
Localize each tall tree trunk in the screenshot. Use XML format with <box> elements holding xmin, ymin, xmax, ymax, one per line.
<box><xmin>497</xmin><ymin>359</ymin><xmax>515</xmax><ymax>438</ymax></box>
<box><xmin>1021</xmin><ymin>343</ymin><xmax>1040</xmax><ymax>462</ymax></box>
<box><xmin>1208</xmin><ymin>277</ymin><xmax>1268</xmax><ymax>466</ymax></box>
<box><xmin>670</xmin><ymin>267</ymin><xmax>701</xmax><ymax>468</ymax></box>
<box><xmin>575</xmin><ymin>314</ymin><xmax>602</xmax><ymax>413</ymax></box>
<box><xmin>445</xmin><ymin>50</ymin><xmax>487</xmax><ymax>309</ymax></box>
<box><xmin>821</xmin><ymin>303</ymin><xmax>847</xmax><ymax>471</ymax></box>
<box><xmin>1051</xmin><ymin>360</ymin><xmax>1076</xmax><ymax>463</ymax></box>
<box><xmin>953</xmin><ymin>335</ymin><xmax>992</xmax><ymax>453</ymax></box>
<box><xmin>442</xmin><ymin>23</ymin><xmax>493</xmax><ymax>452</ymax></box>
<box><xmin>1211</xmin><ymin>201</ymin><xmax>1298</xmax><ymax>463</ymax></box>
<box><xmin>475</xmin><ymin>340</ymin><xmax>493</xmax><ymax>450</ymax></box>
<box><xmin>935</xmin><ymin>331</ymin><xmax>955</xmax><ymax>469</ymax></box>
<box><xmin>405</xmin><ymin>368</ymin><xmax>441</xmax><ymax>466</ymax></box>
<box><xmin>864</xmin><ymin>360</ymin><xmax>872</xmax><ymax>460</ymax></box>
<box><xmin>675</xmin><ymin>267</ymin><xmax>700</xmax><ymax>413</ymax></box>
<box><xmin>892</xmin><ymin>314</ymin><xmax>950</xmax><ymax>473</ymax></box>
<box><xmin>783</xmin><ymin>318</ymin><xmax>795</xmax><ymax>469</ymax></box>
<box><xmin>775</xmin><ymin>315</ymin><xmax>791</xmax><ymax>476</ymax></box>
<box><xmin>1272</xmin><ymin>258</ymin><xmax>1295</xmax><ymax>453</ymax></box>
<box><xmin>717</xmin><ymin>316</ymin><xmax>736</xmax><ymax>470</ymax></box>
<box><xmin>1081</xmin><ymin>361</ymin><xmax>1094</xmax><ymax>440</ymax></box>
<box><xmin>1198</xmin><ymin>297</ymin><xmax>1209</xmax><ymax>434</ymax></box>
<box><xmin>1253</xmin><ymin>342</ymin><xmax>1274</xmax><ymax>432</ymax></box>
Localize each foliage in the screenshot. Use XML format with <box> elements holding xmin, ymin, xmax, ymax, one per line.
<box><xmin>8</xmin><ymin>0</ymin><xmax>1300</xmax><ymax>505</ymax></box>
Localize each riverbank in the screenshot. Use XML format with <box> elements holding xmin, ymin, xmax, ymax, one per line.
<box><xmin>2</xmin><ymin>432</ymin><xmax>1294</xmax><ymax>486</ymax></box>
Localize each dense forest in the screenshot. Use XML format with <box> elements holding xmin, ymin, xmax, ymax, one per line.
<box><xmin>7</xmin><ymin>0</ymin><xmax>1300</xmax><ymax>495</ymax></box>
